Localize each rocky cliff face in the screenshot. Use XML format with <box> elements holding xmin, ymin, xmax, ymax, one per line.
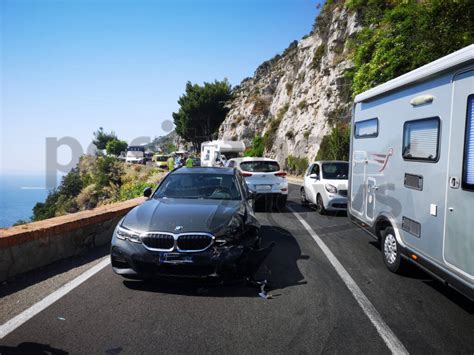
<box><xmin>218</xmin><ymin>3</ymin><xmax>361</xmax><ymax>164</ymax></box>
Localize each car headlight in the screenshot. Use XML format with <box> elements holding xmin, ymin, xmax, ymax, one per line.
<box><xmin>116</xmin><ymin>226</ymin><xmax>142</xmax><ymax>243</ymax></box>
<box><xmin>325</xmin><ymin>184</ymin><xmax>337</xmax><ymax>194</ymax></box>
<box><xmin>215</xmin><ymin>216</ymin><xmax>242</xmax><ymax>245</ymax></box>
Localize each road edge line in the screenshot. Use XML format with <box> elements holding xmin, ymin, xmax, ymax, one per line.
<box><xmin>288</xmin><ymin>206</ymin><xmax>408</xmax><ymax>355</ymax></box>
<box><xmin>0</xmin><ymin>257</ymin><xmax>110</xmax><ymax>339</ymax></box>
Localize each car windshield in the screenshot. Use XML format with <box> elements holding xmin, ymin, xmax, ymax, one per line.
<box><xmin>154</xmin><ymin>173</ymin><xmax>241</xmax><ymax>200</ymax></box>
<box><xmin>322</xmin><ymin>162</ymin><xmax>348</xmax><ymax>180</ymax></box>
<box><xmin>240</xmin><ymin>161</ymin><xmax>280</xmax><ymax>172</ymax></box>
<box><xmin>156</xmin><ymin>156</ymin><xmax>168</xmax><ymax>162</ymax></box>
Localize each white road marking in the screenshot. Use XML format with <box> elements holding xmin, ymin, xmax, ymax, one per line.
<box><xmin>0</xmin><ymin>257</ymin><xmax>110</xmax><ymax>339</ymax></box>
<box><xmin>288</xmin><ymin>206</ymin><xmax>408</xmax><ymax>355</ymax></box>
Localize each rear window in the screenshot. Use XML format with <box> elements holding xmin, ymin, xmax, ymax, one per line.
<box><xmin>322</xmin><ymin>162</ymin><xmax>348</xmax><ymax>180</ymax></box>
<box><xmin>239</xmin><ymin>161</ymin><xmax>280</xmax><ymax>172</ymax></box>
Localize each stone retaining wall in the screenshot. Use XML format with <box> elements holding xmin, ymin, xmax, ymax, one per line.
<box><xmin>0</xmin><ymin>197</ymin><xmax>145</xmax><ymax>281</ymax></box>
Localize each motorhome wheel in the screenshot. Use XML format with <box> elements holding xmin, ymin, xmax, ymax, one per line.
<box><xmin>382</xmin><ymin>227</ymin><xmax>404</xmax><ymax>273</ymax></box>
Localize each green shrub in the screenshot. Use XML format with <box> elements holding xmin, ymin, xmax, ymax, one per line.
<box><xmin>304</xmin><ymin>130</ymin><xmax>311</xmax><ymax>140</ymax></box>
<box><xmin>244</xmin><ymin>136</ymin><xmax>265</xmax><ymax>157</ymax></box>
<box><xmin>119</xmin><ymin>181</ymin><xmax>155</xmax><ymax>201</ymax></box>
<box><xmin>285</xmin><ymin>82</ymin><xmax>293</xmax><ymax>94</ymax></box>
<box><xmin>285</xmin><ymin>155</ymin><xmax>308</xmax><ymax>176</ymax></box>
<box><xmin>316</xmin><ymin>123</ymin><xmax>350</xmax><ymax>161</ymax></box>
<box><xmin>251</xmin><ymin>96</ymin><xmax>271</xmax><ymax>115</ymax></box>
<box><xmin>285</xmin><ymin>130</ymin><xmax>295</xmax><ymax>140</ymax></box>
<box><xmin>297</xmin><ymin>100</ymin><xmax>307</xmax><ymax>111</ymax></box>
<box><xmin>311</xmin><ymin>44</ymin><xmax>326</xmax><ymax>70</ymax></box>
<box><xmin>348</xmin><ymin>1</ymin><xmax>473</xmax><ymax>95</ymax></box>
<box><xmin>106</xmin><ymin>139</ymin><xmax>128</xmax><ymax>156</ymax></box>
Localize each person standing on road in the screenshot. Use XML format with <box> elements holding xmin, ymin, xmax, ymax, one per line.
<box><xmin>186</xmin><ymin>155</ymin><xmax>193</xmax><ymax>168</ymax></box>
<box><xmin>167</xmin><ymin>155</ymin><xmax>174</xmax><ymax>171</ymax></box>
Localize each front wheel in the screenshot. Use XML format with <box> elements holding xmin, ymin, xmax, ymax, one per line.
<box><xmin>316</xmin><ymin>194</ymin><xmax>326</xmax><ymax>215</ymax></box>
<box><xmin>382</xmin><ymin>227</ymin><xmax>406</xmax><ymax>274</ymax></box>
<box><xmin>300</xmin><ymin>187</ymin><xmax>308</xmax><ymax>205</ymax></box>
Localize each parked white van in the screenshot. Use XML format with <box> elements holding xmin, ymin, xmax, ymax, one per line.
<box><xmin>200</xmin><ymin>140</ymin><xmax>245</xmax><ymax>167</ymax></box>
<box><xmin>348</xmin><ymin>45</ymin><xmax>473</xmax><ymax>300</ymax></box>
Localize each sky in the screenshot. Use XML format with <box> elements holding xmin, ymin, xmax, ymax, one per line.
<box><xmin>1</xmin><ymin>0</ymin><xmax>321</xmax><ymax>175</ymax></box>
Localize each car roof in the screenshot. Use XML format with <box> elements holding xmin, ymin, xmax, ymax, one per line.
<box><xmin>172</xmin><ymin>167</ymin><xmax>235</xmax><ymax>175</ymax></box>
<box><xmin>312</xmin><ymin>160</ymin><xmax>349</xmax><ymax>164</ymax></box>
<box><xmin>229</xmin><ymin>157</ymin><xmax>278</xmax><ymax>163</ymax></box>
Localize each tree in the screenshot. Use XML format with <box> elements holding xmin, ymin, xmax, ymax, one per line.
<box><xmin>316</xmin><ymin>123</ymin><xmax>350</xmax><ymax>161</ymax></box>
<box><xmin>93</xmin><ymin>127</ymin><xmax>117</xmax><ymax>150</ymax></box>
<box><xmin>173</xmin><ymin>80</ymin><xmax>232</xmax><ymax>150</ymax></box>
<box><xmin>106</xmin><ymin>139</ymin><xmax>128</xmax><ymax>156</ymax></box>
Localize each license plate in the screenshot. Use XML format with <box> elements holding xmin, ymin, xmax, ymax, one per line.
<box><xmin>159</xmin><ymin>252</ymin><xmax>193</xmax><ymax>264</ymax></box>
<box><xmin>256</xmin><ymin>184</ymin><xmax>272</xmax><ymax>191</ymax></box>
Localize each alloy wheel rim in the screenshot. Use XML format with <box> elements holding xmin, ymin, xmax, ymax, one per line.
<box><xmin>384</xmin><ymin>233</ymin><xmax>397</xmax><ymax>264</ymax></box>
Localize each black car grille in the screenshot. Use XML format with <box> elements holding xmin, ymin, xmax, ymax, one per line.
<box><xmin>177</xmin><ymin>234</ymin><xmax>213</xmax><ymax>251</ymax></box>
<box><xmin>338</xmin><ymin>189</ymin><xmax>348</xmax><ymax>197</ymax></box>
<box><xmin>142</xmin><ymin>233</ymin><xmax>174</xmax><ymax>250</ymax></box>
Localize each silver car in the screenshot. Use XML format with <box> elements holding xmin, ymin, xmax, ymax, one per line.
<box><xmin>226</xmin><ymin>157</ymin><xmax>288</xmax><ymax>209</ymax></box>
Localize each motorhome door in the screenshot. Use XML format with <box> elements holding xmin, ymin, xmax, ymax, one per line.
<box><xmin>351</xmin><ymin>151</ymin><xmax>367</xmax><ymax>216</ymax></box>
<box><xmin>444</xmin><ymin>69</ymin><xmax>474</xmax><ymax>278</ymax></box>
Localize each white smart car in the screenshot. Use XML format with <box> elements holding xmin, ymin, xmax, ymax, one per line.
<box><xmin>300</xmin><ymin>161</ymin><xmax>348</xmax><ymax>214</ymax></box>
<box><xmin>226</xmin><ymin>157</ymin><xmax>288</xmax><ymax>209</ymax></box>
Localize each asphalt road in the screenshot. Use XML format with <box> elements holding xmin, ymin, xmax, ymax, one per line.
<box><xmin>1</xmin><ymin>184</ymin><xmax>473</xmax><ymax>354</ymax></box>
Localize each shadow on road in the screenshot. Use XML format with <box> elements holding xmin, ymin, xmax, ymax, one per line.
<box><xmin>123</xmin><ymin>224</ymin><xmax>308</xmax><ymax>298</ymax></box>
<box><xmin>0</xmin><ymin>342</ymin><xmax>67</xmax><ymax>355</ymax></box>
<box><xmin>0</xmin><ymin>245</ymin><xmax>110</xmax><ymax>299</ymax></box>
<box><xmin>368</xmin><ymin>241</ymin><xmax>474</xmax><ymax>313</ymax></box>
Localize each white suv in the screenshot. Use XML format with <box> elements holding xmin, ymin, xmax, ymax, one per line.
<box><xmin>226</xmin><ymin>157</ymin><xmax>288</xmax><ymax>209</ymax></box>
<box><xmin>300</xmin><ymin>161</ymin><xmax>348</xmax><ymax>214</ymax></box>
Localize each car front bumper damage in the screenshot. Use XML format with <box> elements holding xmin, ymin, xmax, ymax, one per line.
<box><xmin>111</xmin><ymin>237</ymin><xmax>273</xmax><ymax>281</ymax></box>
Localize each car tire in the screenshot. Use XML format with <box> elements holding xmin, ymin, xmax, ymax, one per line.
<box><xmin>300</xmin><ymin>187</ymin><xmax>308</xmax><ymax>205</ymax></box>
<box><xmin>382</xmin><ymin>227</ymin><xmax>406</xmax><ymax>274</ymax></box>
<box><xmin>316</xmin><ymin>194</ymin><xmax>326</xmax><ymax>215</ymax></box>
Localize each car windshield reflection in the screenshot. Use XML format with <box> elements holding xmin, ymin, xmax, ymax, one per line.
<box><xmin>322</xmin><ymin>162</ymin><xmax>348</xmax><ymax>180</ymax></box>
<box><xmin>154</xmin><ymin>173</ymin><xmax>242</xmax><ymax>200</ymax></box>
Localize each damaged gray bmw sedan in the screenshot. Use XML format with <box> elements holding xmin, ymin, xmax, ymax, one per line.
<box><xmin>111</xmin><ymin>167</ymin><xmax>273</xmax><ymax>280</ymax></box>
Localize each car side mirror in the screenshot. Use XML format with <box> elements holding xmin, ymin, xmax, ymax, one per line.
<box><xmin>309</xmin><ymin>173</ymin><xmax>319</xmax><ymax>180</ymax></box>
<box><xmin>143</xmin><ymin>187</ymin><xmax>152</xmax><ymax>198</ymax></box>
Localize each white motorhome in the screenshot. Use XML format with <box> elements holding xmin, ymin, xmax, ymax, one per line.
<box><xmin>349</xmin><ymin>45</ymin><xmax>473</xmax><ymax>300</ymax></box>
<box><xmin>200</xmin><ymin>140</ymin><xmax>245</xmax><ymax>167</ymax></box>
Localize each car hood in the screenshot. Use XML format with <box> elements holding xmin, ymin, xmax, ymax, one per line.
<box><xmin>323</xmin><ymin>179</ymin><xmax>348</xmax><ymax>190</ymax></box>
<box><xmin>121</xmin><ymin>198</ymin><xmax>244</xmax><ymax>234</ymax></box>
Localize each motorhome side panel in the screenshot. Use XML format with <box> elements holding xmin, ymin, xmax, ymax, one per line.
<box><xmin>350</xmin><ymin>72</ymin><xmax>455</xmax><ymax>273</ymax></box>
<box><xmin>443</xmin><ymin>69</ymin><xmax>474</xmax><ymax>279</ymax></box>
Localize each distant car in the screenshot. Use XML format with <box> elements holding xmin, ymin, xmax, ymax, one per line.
<box><xmin>226</xmin><ymin>157</ymin><xmax>288</xmax><ymax>209</ymax></box>
<box><xmin>111</xmin><ymin>167</ymin><xmax>272</xmax><ymax>280</ymax></box>
<box><xmin>126</xmin><ymin>146</ymin><xmax>146</xmax><ymax>165</ymax></box>
<box><xmin>300</xmin><ymin>161</ymin><xmax>348</xmax><ymax>214</ymax></box>
<box><xmin>154</xmin><ymin>155</ymin><xmax>169</xmax><ymax>170</ymax></box>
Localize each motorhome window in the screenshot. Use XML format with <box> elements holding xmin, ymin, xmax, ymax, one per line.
<box><xmin>402</xmin><ymin>117</ymin><xmax>440</xmax><ymax>162</ymax></box>
<box><xmin>355</xmin><ymin>118</ymin><xmax>378</xmax><ymax>138</ymax></box>
<box><xmin>463</xmin><ymin>95</ymin><xmax>474</xmax><ymax>190</ymax></box>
